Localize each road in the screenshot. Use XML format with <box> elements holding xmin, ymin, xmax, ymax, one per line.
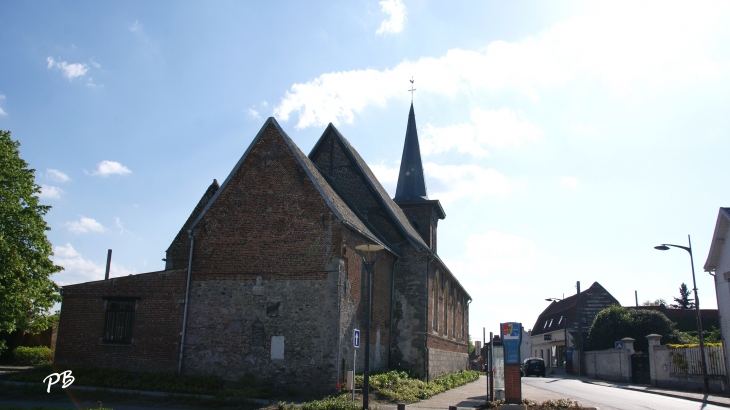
<box><xmin>522</xmin><ymin>377</ymin><xmax>726</xmax><ymax>410</ymax></box>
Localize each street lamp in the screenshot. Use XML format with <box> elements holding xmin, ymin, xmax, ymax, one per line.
<box><xmin>546</xmin><ymin>295</ymin><xmax>568</xmax><ymax>371</ymax></box>
<box><xmin>654</xmin><ymin>234</ymin><xmax>709</xmax><ymax>393</ymax></box>
<box><xmin>355</xmin><ymin>244</ymin><xmax>384</xmax><ymax>410</ymax></box>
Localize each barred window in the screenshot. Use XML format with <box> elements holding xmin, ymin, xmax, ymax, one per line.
<box><xmin>103</xmin><ymin>298</ymin><xmax>137</xmax><ymax>344</ymax></box>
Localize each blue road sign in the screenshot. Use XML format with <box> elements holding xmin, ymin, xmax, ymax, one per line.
<box><xmin>354</xmin><ymin>329</ymin><xmax>360</xmax><ymax>348</ymax></box>
<box><xmin>615</xmin><ymin>341</ymin><xmax>624</xmax><ymax>349</ymax></box>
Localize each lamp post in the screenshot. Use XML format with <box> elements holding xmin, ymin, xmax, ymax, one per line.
<box><xmin>654</xmin><ymin>234</ymin><xmax>709</xmax><ymax>392</ymax></box>
<box><xmin>546</xmin><ymin>294</ymin><xmax>567</xmax><ymax>370</ymax></box>
<box><xmin>355</xmin><ymin>244</ymin><xmax>384</xmax><ymax>410</ymax></box>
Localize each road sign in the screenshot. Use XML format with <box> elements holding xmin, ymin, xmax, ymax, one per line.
<box><xmin>353</xmin><ymin>329</ymin><xmax>360</xmax><ymax>348</ymax></box>
<box><xmin>615</xmin><ymin>341</ymin><xmax>624</xmax><ymax>349</ymax></box>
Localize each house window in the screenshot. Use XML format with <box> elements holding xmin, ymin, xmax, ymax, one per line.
<box><xmin>558</xmin><ymin>316</ymin><xmax>563</xmax><ymax>325</ymax></box>
<box><xmin>548</xmin><ymin>319</ymin><xmax>553</xmax><ymax>327</ymax></box>
<box><xmin>543</xmin><ymin>321</ymin><xmax>548</xmax><ymax>329</ymax></box>
<box><xmin>581</xmin><ymin>316</ymin><xmax>587</xmax><ymax>324</ymax></box>
<box><xmin>103</xmin><ymin>298</ymin><xmax>137</xmax><ymax>344</ymax></box>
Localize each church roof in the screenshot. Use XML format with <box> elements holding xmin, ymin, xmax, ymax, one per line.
<box><xmin>188</xmin><ymin>118</ymin><xmax>394</xmax><ymax>254</ymax></box>
<box><xmin>394</xmin><ymin>103</ymin><xmax>428</xmax><ymax>202</ymax></box>
<box><xmin>309</xmin><ymin>124</ymin><xmax>430</xmax><ymax>251</ymax></box>
<box><xmin>165</xmin><ymin>179</ymin><xmax>219</xmax><ymax>254</ymax></box>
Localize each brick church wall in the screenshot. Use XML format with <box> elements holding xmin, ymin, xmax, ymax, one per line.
<box><xmin>54</xmin><ymin>269</ymin><xmax>187</xmax><ymax>373</ymax></box>
<box><xmin>180</xmin><ymin>122</ymin><xmax>354</xmax><ymax>392</ymax></box>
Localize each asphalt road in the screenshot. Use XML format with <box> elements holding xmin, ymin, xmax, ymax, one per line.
<box><xmin>522</xmin><ymin>377</ymin><xmax>726</xmax><ymax>410</ymax></box>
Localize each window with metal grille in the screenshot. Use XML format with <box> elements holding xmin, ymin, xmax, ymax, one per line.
<box><xmin>103</xmin><ymin>299</ymin><xmax>136</xmax><ymax>344</ymax></box>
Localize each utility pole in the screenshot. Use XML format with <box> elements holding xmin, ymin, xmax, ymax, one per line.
<box><xmin>576</xmin><ymin>281</ymin><xmax>583</xmax><ymax>377</ymax></box>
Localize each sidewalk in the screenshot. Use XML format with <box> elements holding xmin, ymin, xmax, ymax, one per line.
<box><xmin>547</xmin><ymin>372</ymin><xmax>730</xmax><ymax>408</ymax></box>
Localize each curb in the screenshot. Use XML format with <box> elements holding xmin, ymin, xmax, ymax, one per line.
<box><xmin>564</xmin><ymin>377</ymin><xmax>730</xmax><ymax>408</ymax></box>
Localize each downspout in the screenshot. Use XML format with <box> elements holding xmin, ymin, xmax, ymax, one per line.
<box><xmin>425</xmin><ymin>252</ymin><xmax>435</xmax><ymax>381</ymax></box>
<box><xmin>388</xmin><ymin>256</ymin><xmax>399</xmax><ymax>367</ymax></box>
<box><xmin>335</xmin><ymin>256</ymin><xmax>343</xmax><ymax>390</ymax></box>
<box><xmin>178</xmin><ymin>231</ymin><xmax>194</xmax><ymax>375</ymax></box>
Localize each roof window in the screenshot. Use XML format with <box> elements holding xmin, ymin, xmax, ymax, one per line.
<box><xmin>548</xmin><ymin>319</ymin><xmax>553</xmax><ymax>327</ymax></box>
<box><xmin>558</xmin><ymin>316</ymin><xmax>563</xmax><ymax>325</ymax></box>
<box><xmin>543</xmin><ymin>321</ymin><xmax>548</xmax><ymax>329</ymax></box>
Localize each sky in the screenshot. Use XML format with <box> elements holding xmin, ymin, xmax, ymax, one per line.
<box><xmin>2</xmin><ymin>1</ymin><xmax>730</xmax><ymax>343</ymax></box>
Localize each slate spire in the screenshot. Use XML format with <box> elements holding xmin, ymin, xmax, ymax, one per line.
<box><xmin>394</xmin><ymin>103</ymin><xmax>428</xmax><ymax>202</ymax></box>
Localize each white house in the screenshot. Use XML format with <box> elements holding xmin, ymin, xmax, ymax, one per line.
<box><xmin>702</xmin><ymin>207</ymin><xmax>730</xmax><ymax>383</ymax></box>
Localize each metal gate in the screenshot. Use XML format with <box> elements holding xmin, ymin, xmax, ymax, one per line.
<box><xmin>631</xmin><ymin>354</ymin><xmax>650</xmax><ymax>385</ymax></box>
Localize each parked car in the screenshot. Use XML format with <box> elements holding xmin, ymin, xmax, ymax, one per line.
<box><xmin>521</xmin><ymin>357</ymin><xmax>546</xmax><ymax>377</ymax></box>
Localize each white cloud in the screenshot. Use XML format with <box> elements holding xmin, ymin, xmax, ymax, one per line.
<box><xmin>0</xmin><ymin>108</ymin><xmax>6</xmax><ymax>116</ymax></box>
<box><xmin>129</xmin><ymin>20</ymin><xmax>142</xmax><ymax>32</ymax></box>
<box><xmin>66</xmin><ymin>216</ymin><xmax>106</xmax><ymax>234</ymax></box>
<box><xmin>376</xmin><ymin>0</ymin><xmax>406</xmax><ymax>35</ymax></box>
<box><xmin>424</xmin><ymin>163</ymin><xmax>510</xmax><ymax>205</ymax></box>
<box><xmin>91</xmin><ymin>160</ymin><xmax>132</xmax><ymax>177</ymax></box>
<box><xmin>38</xmin><ymin>185</ymin><xmax>63</xmax><ymax>199</ymax></box>
<box><xmin>0</xmin><ymin>94</ymin><xmax>6</xmax><ymax>116</ymax></box>
<box><xmin>275</xmin><ymin>2</ymin><xmax>729</xmax><ymax>129</ymax></box>
<box><xmin>560</xmin><ymin>176</ymin><xmax>580</xmax><ymax>188</ymax></box>
<box><xmin>247</xmin><ymin>108</ymin><xmax>261</xmax><ymax>120</ymax></box>
<box><xmin>52</xmin><ymin>243</ymin><xmax>136</xmax><ymax>285</ymax></box>
<box><xmin>46</xmin><ymin>169</ymin><xmax>71</xmax><ymax>183</ymax></box>
<box><xmin>369</xmin><ymin>161</ymin><xmax>509</xmax><ymax>203</ymax></box>
<box><xmin>571</xmin><ymin>124</ymin><xmax>600</xmax><ymax>138</ymax></box>
<box><xmin>46</xmin><ymin>57</ymin><xmax>89</xmax><ymax>80</ymax></box>
<box><xmin>422</xmin><ymin>108</ymin><xmax>543</xmax><ymax>157</ymax></box>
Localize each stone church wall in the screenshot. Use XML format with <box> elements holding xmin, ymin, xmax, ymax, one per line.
<box><xmin>182</xmin><ymin>272</ymin><xmax>341</xmax><ymax>392</ymax></box>
<box><xmin>55</xmin><ymin>269</ymin><xmax>187</xmax><ymax>373</ymax></box>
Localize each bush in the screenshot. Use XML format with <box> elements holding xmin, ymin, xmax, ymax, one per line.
<box><xmin>12</xmin><ymin>346</ymin><xmax>54</xmax><ymax>365</ymax></box>
<box><xmin>587</xmin><ymin>305</ymin><xmax>680</xmax><ymax>352</ymax></box>
<box><xmin>353</xmin><ymin>370</ymin><xmax>480</xmax><ymax>403</ymax></box>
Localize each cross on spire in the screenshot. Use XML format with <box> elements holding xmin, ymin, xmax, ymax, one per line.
<box><xmin>409</xmin><ymin>77</ymin><xmax>416</xmax><ymax>102</ymax></box>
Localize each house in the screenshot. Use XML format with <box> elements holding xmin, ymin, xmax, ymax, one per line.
<box><xmin>703</xmin><ymin>207</ymin><xmax>730</xmax><ymax>383</ymax></box>
<box><xmin>627</xmin><ymin>305</ymin><xmax>719</xmax><ymax>333</ymax></box>
<box><xmin>54</xmin><ymin>104</ymin><xmax>471</xmax><ymax>392</ymax></box>
<box><xmin>529</xmin><ymin>282</ymin><xmax>618</xmax><ymax>372</ymax></box>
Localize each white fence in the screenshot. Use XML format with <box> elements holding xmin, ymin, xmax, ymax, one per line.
<box><xmin>669</xmin><ymin>345</ymin><xmax>726</xmax><ymax>376</ymax></box>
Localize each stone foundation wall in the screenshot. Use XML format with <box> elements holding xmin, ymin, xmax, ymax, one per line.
<box><xmin>427</xmin><ymin>347</ymin><xmax>468</xmax><ymax>380</ymax></box>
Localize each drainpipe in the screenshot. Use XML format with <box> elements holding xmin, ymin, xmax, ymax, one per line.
<box><xmin>178</xmin><ymin>231</ymin><xmax>194</xmax><ymax>375</ymax></box>
<box><xmin>388</xmin><ymin>256</ymin><xmax>399</xmax><ymax>367</ymax></box>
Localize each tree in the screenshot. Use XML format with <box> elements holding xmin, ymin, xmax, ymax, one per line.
<box><xmin>642</xmin><ymin>298</ymin><xmax>667</xmax><ymax>307</ymax></box>
<box><xmin>0</xmin><ymin>130</ymin><xmax>62</xmax><ymax>353</ymax></box>
<box><xmin>586</xmin><ymin>305</ymin><xmax>680</xmax><ymax>353</ymax></box>
<box><xmin>671</xmin><ymin>283</ymin><xmax>695</xmax><ymax>309</ymax></box>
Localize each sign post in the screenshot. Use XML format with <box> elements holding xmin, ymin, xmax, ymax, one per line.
<box><xmin>500</xmin><ymin>322</ymin><xmax>522</xmax><ymax>405</ymax></box>
<box><xmin>351</xmin><ymin>329</ymin><xmax>360</xmax><ymax>403</ymax></box>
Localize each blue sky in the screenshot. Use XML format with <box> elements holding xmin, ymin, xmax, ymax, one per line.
<box><xmin>2</xmin><ymin>1</ymin><xmax>730</xmax><ymax>341</ymax></box>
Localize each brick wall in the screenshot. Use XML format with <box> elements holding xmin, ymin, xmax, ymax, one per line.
<box><xmin>504</xmin><ymin>365</ymin><xmax>522</xmax><ymax>404</ymax></box>
<box><xmin>54</xmin><ymin>269</ymin><xmax>187</xmax><ymax>373</ymax></box>
<box><xmin>427</xmin><ymin>347</ymin><xmax>468</xmax><ymax>380</ymax></box>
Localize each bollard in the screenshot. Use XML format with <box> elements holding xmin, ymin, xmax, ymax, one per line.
<box><xmin>449</xmin><ymin>406</ymin><xmax>457</xmax><ymax>410</ymax></box>
<box><xmin>397</xmin><ymin>404</ymin><xmax>406</xmax><ymax>410</ymax></box>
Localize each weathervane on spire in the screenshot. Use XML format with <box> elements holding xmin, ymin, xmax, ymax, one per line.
<box><xmin>409</xmin><ymin>77</ymin><xmax>416</xmax><ymax>102</ymax></box>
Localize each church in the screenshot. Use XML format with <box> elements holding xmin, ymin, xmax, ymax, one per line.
<box><xmin>54</xmin><ymin>103</ymin><xmax>471</xmax><ymax>393</ymax></box>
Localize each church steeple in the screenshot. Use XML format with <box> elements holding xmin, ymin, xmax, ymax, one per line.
<box><xmin>394</xmin><ymin>103</ymin><xmax>428</xmax><ymax>202</ymax></box>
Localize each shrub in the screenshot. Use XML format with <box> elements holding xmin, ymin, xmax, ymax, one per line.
<box><xmin>353</xmin><ymin>370</ymin><xmax>480</xmax><ymax>403</ymax></box>
<box><xmin>300</xmin><ymin>395</ymin><xmax>360</xmax><ymax>410</ymax></box>
<box><xmin>587</xmin><ymin>305</ymin><xmax>680</xmax><ymax>352</ymax></box>
<box><xmin>12</xmin><ymin>346</ymin><xmax>54</xmax><ymax>365</ymax></box>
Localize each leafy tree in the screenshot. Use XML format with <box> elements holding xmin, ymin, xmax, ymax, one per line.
<box><xmin>642</xmin><ymin>298</ymin><xmax>667</xmax><ymax>307</ymax></box>
<box><xmin>586</xmin><ymin>305</ymin><xmax>680</xmax><ymax>353</ymax></box>
<box><xmin>0</xmin><ymin>130</ymin><xmax>62</xmax><ymax>353</ymax></box>
<box><xmin>671</xmin><ymin>283</ymin><xmax>695</xmax><ymax>309</ymax></box>
<box><xmin>468</xmin><ymin>334</ymin><xmax>474</xmax><ymax>354</ymax></box>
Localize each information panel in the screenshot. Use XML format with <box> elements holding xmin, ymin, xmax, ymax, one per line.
<box><xmin>500</xmin><ymin>322</ymin><xmax>522</xmax><ymax>365</ymax></box>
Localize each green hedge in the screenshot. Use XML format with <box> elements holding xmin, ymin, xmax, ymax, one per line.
<box><xmin>12</xmin><ymin>346</ymin><xmax>54</xmax><ymax>365</ymax></box>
